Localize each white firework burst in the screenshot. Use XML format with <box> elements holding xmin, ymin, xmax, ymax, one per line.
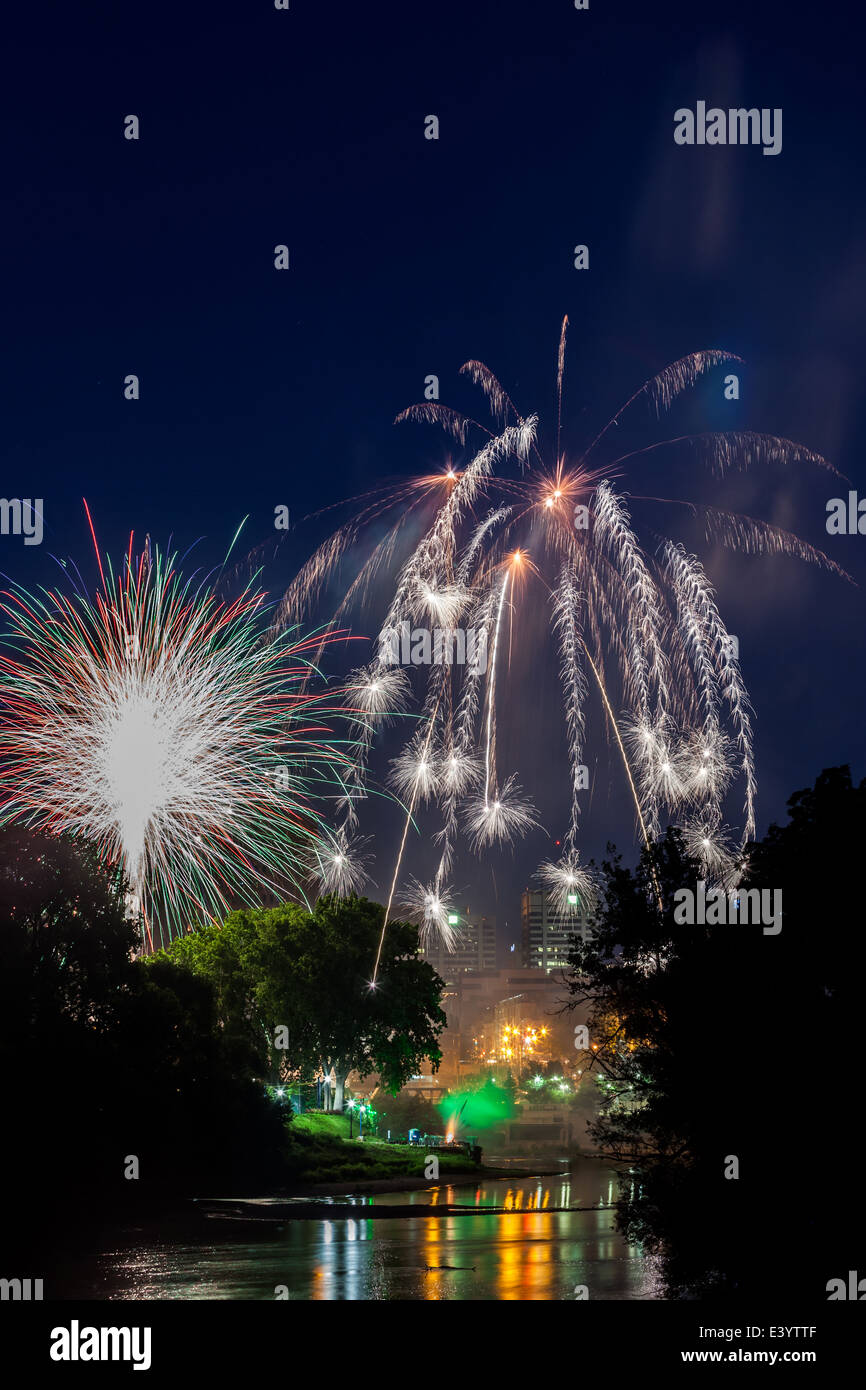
<box><xmin>411</xmin><ymin>579</ymin><xmax>467</xmax><ymax>628</ymax></box>
<box><xmin>388</xmin><ymin>733</ymin><xmax>440</xmax><ymax>804</ymax></box>
<box><xmin>537</xmin><ymin>851</ymin><xmax>598</xmax><ymax>917</ymax></box>
<box><xmin>345</xmin><ymin>663</ymin><xmax>411</xmax><ymax>722</ymax></box>
<box><xmin>437</xmin><ymin>746</ymin><xmax>483</xmax><ymax>797</ymax></box>
<box><xmin>464</xmin><ymin>774</ymin><xmax>541</xmax><ymax>851</ymax></box>
<box><xmin>280</xmin><ymin>321</ymin><xmax>850</xmax><ymax>985</ymax></box>
<box><xmin>680</xmin><ymin>812</ymin><xmax>737</xmax><ymax>885</ymax></box>
<box><xmin>312</xmin><ymin>830</ymin><xmax>373</xmax><ymax>897</ymax></box>
<box><xmin>401</xmin><ymin>876</ymin><xmax>460</xmax><ymax>950</ymax></box>
<box><xmin>679</xmin><ymin>728</ymin><xmax>736</xmax><ymax>804</ymax></box>
<box><xmin>624</xmin><ymin>715</ymin><xmax>688</xmax><ymax>811</ymax></box>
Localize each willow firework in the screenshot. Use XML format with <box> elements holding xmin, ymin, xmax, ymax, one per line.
<box><xmin>0</xmin><ymin>527</ymin><xmax>360</xmax><ymax>950</ymax></box>
<box><xmin>282</xmin><ymin>318</ymin><xmax>849</xmax><ymax>973</ymax></box>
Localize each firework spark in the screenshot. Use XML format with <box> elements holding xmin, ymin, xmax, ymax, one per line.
<box><xmin>679</xmin><ymin>729</ymin><xmax>736</xmax><ymax>804</ymax></box>
<box><xmin>681</xmin><ymin>810</ymin><xmax>738</xmax><ymax>885</ymax></box>
<box><xmin>389</xmin><ymin>733</ymin><xmax>440</xmax><ymax>805</ymax></box>
<box><xmin>537</xmin><ymin>850</ymin><xmax>599</xmax><ymax>918</ymax></box>
<box><xmin>437</xmin><ymin>746</ymin><xmax>483</xmax><ymax>797</ymax></box>
<box><xmin>312</xmin><ymin>829</ymin><xmax>373</xmax><ymax>896</ymax></box>
<box><xmin>281</xmin><ymin>317</ymin><xmax>846</xmax><ymax>976</ymax></box>
<box><xmin>464</xmin><ymin>773</ymin><xmax>541</xmax><ymax>851</ymax></box>
<box><xmin>345</xmin><ymin>663</ymin><xmax>411</xmax><ymax>720</ymax></box>
<box><xmin>400</xmin><ymin>876</ymin><xmax>460</xmax><ymax>950</ymax></box>
<box><xmin>0</xmin><ymin>534</ymin><xmax>357</xmax><ymax>948</ymax></box>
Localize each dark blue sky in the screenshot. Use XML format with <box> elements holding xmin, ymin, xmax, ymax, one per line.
<box><xmin>3</xmin><ymin>0</ymin><xmax>864</xmax><ymax>938</ymax></box>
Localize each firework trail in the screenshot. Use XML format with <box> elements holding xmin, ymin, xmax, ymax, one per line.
<box><xmin>483</xmin><ymin>566</ymin><xmax>510</xmax><ymax>809</ymax></box>
<box><xmin>462</xmin><ymin>552</ymin><xmax>540</xmax><ymax>853</ymax></box>
<box><xmin>282</xmin><ymin>317</ymin><xmax>849</xmax><ymax>973</ymax></box>
<box><xmin>551</xmin><ymin>561</ymin><xmax>589</xmax><ymax>854</ymax></box>
<box><xmin>0</xmin><ymin>525</ymin><xmax>363</xmax><ymax>949</ymax></box>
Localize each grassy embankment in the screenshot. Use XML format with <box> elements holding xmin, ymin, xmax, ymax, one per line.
<box><xmin>286</xmin><ymin>1111</ymin><xmax>479</xmax><ymax>1184</ymax></box>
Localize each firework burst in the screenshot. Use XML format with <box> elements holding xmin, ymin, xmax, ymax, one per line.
<box><xmin>537</xmin><ymin>850</ymin><xmax>599</xmax><ymax>918</ymax></box>
<box><xmin>0</xmin><ymin>531</ymin><xmax>359</xmax><ymax>948</ymax></box>
<box><xmin>312</xmin><ymin>828</ymin><xmax>374</xmax><ymax>896</ymax></box>
<box><xmin>345</xmin><ymin>663</ymin><xmax>411</xmax><ymax>720</ymax></box>
<box><xmin>389</xmin><ymin>732</ymin><xmax>440</xmax><ymax>805</ymax></box>
<box><xmin>463</xmin><ymin>773</ymin><xmax>542</xmax><ymax>851</ymax></box>
<box><xmin>282</xmin><ymin>317</ymin><xmax>848</xmax><ymax>972</ymax></box>
<box><xmin>400</xmin><ymin>875</ymin><xmax>460</xmax><ymax>950</ymax></box>
<box><xmin>681</xmin><ymin>810</ymin><xmax>738</xmax><ymax>885</ymax></box>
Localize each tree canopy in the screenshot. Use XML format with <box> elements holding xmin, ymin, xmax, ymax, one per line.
<box><xmin>161</xmin><ymin>894</ymin><xmax>447</xmax><ymax>1111</ymax></box>
<box><xmin>564</xmin><ymin>767</ymin><xmax>866</xmax><ymax>1300</ymax></box>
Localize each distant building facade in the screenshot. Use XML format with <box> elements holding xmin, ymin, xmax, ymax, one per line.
<box><xmin>520</xmin><ymin>887</ymin><xmax>590</xmax><ymax>973</ymax></box>
<box><xmin>413</xmin><ymin>896</ymin><xmax>588</xmax><ymax>1092</ymax></box>
<box><xmin>421</xmin><ymin>907</ymin><xmax>497</xmax><ymax>984</ymax></box>
<box><xmin>435</xmin><ymin>967</ymin><xmax>574</xmax><ymax>1084</ymax></box>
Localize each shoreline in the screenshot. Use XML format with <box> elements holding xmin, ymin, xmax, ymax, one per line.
<box><xmin>288</xmin><ymin>1161</ymin><xmax>570</xmax><ymax>1198</ymax></box>
<box><xmin>193</xmin><ymin>1158</ymin><xmax>615</xmax><ymax>1221</ymax></box>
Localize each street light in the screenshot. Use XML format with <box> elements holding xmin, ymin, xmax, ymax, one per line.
<box><xmin>348</xmin><ymin>1099</ymin><xmax>372</xmax><ymax>1138</ymax></box>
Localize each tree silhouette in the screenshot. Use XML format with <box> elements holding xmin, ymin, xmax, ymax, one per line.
<box><xmin>564</xmin><ymin>767</ymin><xmax>866</xmax><ymax>1299</ymax></box>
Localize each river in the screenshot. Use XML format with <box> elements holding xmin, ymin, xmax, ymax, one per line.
<box><xmin>49</xmin><ymin>1160</ymin><xmax>661</xmax><ymax>1300</ymax></box>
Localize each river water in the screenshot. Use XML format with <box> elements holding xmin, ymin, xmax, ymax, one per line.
<box><xmin>52</xmin><ymin>1161</ymin><xmax>661</xmax><ymax>1301</ymax></box>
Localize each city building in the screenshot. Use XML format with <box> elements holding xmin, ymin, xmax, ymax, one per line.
<box><xmin>413</xmin><ymin>895</ymin><xmax>590</xmax><ymax>1091</ymax></box>
<box><xmin>520</xmin><ymin>887</ymin><xmax>591</xmax><ymax>973</ymax></box>
<box><xmin>421</xmin><ymin>906</ymin><xmax>497</xmax><ymax>984</ymax></box>
<box><xmin>436</xmin><ymin>966</ymin><xmax>575</xmax><ymax>1084</ymax></box>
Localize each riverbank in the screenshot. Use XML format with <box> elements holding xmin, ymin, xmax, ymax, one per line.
<box><xmin>290</xmin><ymin>1161</ymin><xmax>568</xmax><ymax>1197</ymax></box>
<box><xmin>281</xmin><ymin>1111</ymin><xmax>487</xmax><ymax>1184</ymax></box>
<box><xmin>194</xmin><ymin>1160</ymin><xmax>604</xmax><ymax>1222</ymax></box>
<box><xmin>282</xmin><ymin>1113</ymin><xmax>580</xmax><ymax>1190</ymax></box>
<box><xmin>197</xmin><ymin>1197</ymin><xmax>599</xmax><ymax>1221</ymax></box>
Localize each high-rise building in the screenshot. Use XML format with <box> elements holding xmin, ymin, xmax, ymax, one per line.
<box><xmin>421</xmin><ymin>907</ymin><xmax>497</xmax><ymax>984</ymax></box>
<box><xmin>520</xmin><ymin>887</ymin><xmax>590</xmax><ymax>972</ymax></box>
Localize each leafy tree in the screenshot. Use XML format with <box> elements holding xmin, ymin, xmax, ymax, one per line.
<box><xmin>0</xmin><ymin>826</ymin><xmax>138</xmax><ymax>1029</ymax></box>
<box><xmin>166</xmin><ymin>895</ymin><xmax>447</xmax><ymax>1112</ymax></box>
<box><xmin>563</xmin><ymin>768</ymin><xmax>866</xmax><ymax>1300</ymax></box>
<box><xmin>0</xmin><ymin>826</ymin><xmax>139</xmax><ymax>1201</ymax></box>
<box><xmin>299</xmin><ymin>896</ymin><xmax>446</xmax><ymax>1111</ymax></box>
<box><xmin>161</xmin><ymin>901</ymin><xmax>319</xmax><ymax>1082</ymax></box>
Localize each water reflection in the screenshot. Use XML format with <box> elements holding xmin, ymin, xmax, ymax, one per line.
<box><xmin>53</xmin><ymin>1165</ymin><xmax>658</xmax><ymax>1301</ymax></box>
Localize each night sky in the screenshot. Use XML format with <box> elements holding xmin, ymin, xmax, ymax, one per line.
<box><xmin>3</xmin><ymin>0</ymin><xmax>864</xmax><ymax>941</ymax></box>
